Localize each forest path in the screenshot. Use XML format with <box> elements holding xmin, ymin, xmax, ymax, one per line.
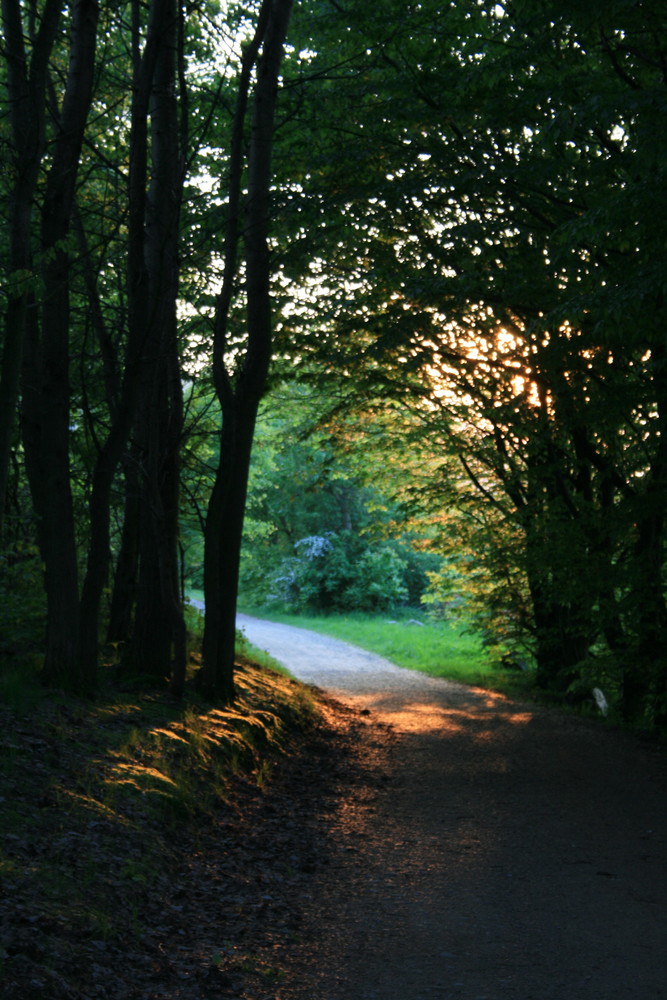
<box><xmin>236</xmin><ymin>613</ymin><xmax>667</xmax><ymax>1000</ymax></box>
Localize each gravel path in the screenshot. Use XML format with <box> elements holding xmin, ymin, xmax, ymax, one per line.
<box><xmin>236</xmin><ymin>613</ymin><xmax>667</xmax><ymax>1000</ymax></box>
<box><xmin>237</xmin><ymin>612</ymin><xmax>466</xmax><ymax>713</ymax></box>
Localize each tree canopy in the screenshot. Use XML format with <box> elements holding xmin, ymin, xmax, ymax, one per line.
<box><xmin>1</xmin><ymin>0</ymin><xmax>666</xmax><ymax>730</ymax></box>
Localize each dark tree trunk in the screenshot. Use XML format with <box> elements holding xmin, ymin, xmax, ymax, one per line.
<box><xmin>0</xmin><ymin>0</ymin><xmax>62</xmax><ymax>535</ymax></box>
<box><xmin>19</xmin><ymin>0</ymin><xmax>99</xmax><ymax>692</ymax></box>
<box><xmin>122</xmin><ymin>0</ymin><xmax>186</xmax><ymax>695</ymax></box>
<box><xmin>619</xmin><ymin>344</ymin><xmax>667</xmax><ymax>726</ymax></box>
<box><xmin>109</xmin><ymin>0</ymin><xmax>153</xmax><ymax>659</ymax></box>
<box><xmin>79</xmin><ymin>414</ymin><xmax>137</xmax><ymax>672</ymax></box>
<box><xmin>22</xmin><ymin>250</ymin><xmax>84</xmax><ymax>687</ymax></box>
<box><xmin>202</xmin><ymin>401</ymin><xmax>258</xmax><ymax>702</ymax></box>
<box><xmin>521</xmin><ymin>472</ymin><xmax>593</xmax><ymax>695</ymax></box>
<box><xmin>199</xmin><ymin>0</ymin><xmax>295</xmax><ymax>702</ymax></box>
<box><xmin>531</xmin><ymin>600</ymin><xmax>591</xmax><ymax>694</ymax></box>
<box><xmin>107</xmin><ymin>464</ymin><xmax>142</xmax><ymax>644</ymax></box>
<box><xmin>75</xmin><ymin>204</ymin><xmax>136</xmax><ymax>671</ymax></box>
<box><xmin>620</xmin><ymin>505</ymin><xmax>667</xmax><ymax>725</ymax></box>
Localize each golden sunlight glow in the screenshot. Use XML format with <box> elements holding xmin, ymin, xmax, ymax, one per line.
<box><xmin>510</xmin><ymin>373</ymin><xmax>542</xmax><ymax>407</ymax></box>
<box><xmin>55</xmin><ymin>786</ymin><xmax>127</xmax><ymax>822</ymax></box>
<box><xmin>343</xmin><ymin>690</ymin><xmax>533</xmax><ymax>736</ymax></box>
<box><xmin>420</xmin><ymin>315</ymin><xmax>543</xmax><ymax>413</ymax></box>
<box><xmin>108</xmin><ymin>763</ymin><xmax>177</xmax><ymax>788</ymax></box>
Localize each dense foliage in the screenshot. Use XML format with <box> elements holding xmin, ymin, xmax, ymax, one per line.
<box><xmin>228</xmin><ymin>386</ymin><xmax>440</xmax><ymax>613</ymax></box>
<box><xmin>1</xmin><ymin>0</ymin><xmax>666</xmax><ymax>729</ymax></box>
<box><xmin>269</xmin><ymin>0</ymin><xmax>667</xmax><ymax>728</ymax></box>
<box><xmin>1</xmin><ymin>0</ymin><xmax>295</xmax><ymax>700</ymax></box>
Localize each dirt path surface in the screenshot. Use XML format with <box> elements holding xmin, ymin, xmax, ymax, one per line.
<box><xmin>237</xmin><ymin>614</ymin><xmax>667</xmax><ymax>1000</ymax></box>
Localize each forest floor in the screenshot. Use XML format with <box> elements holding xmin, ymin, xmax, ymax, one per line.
<box><xmin>2</xmin><ymin>622</ymin><xmax>667</xmax><ymax>999</ymax></box>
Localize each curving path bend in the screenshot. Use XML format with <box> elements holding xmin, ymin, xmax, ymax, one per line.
<box><xmin>237</xmin><ymin>612</ymin><xmax>469</xmax><ymax>725</ymax></box>
<box><xmin>234</xmin><ymin>612</ymin><xmax>667</xmax><ymax>1000</ymax></box>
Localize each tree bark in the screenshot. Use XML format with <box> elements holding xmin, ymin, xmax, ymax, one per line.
<box><xmin>107</xmin><ymin>461</ymin><xmax>142</xmax><ymax>644</ymax></box>
<box><xmin>19</xmin><ymin>0</ymin><xmax>99</xmax><ymax>691</ymax></box>
<box><xmin>200</xmin><ymin>0</ymin><xmax>295</xmax><ymax>701</ymax></box>
<box><xmin>202</xmin><ymin>400</ymin><xmax>260</xmax><ymax>702</ymax></box>
<box><xmin>0</xmin><ymin>0</ymin><xmax>62</xmax><ymax>536</ymax></box>
<box><xmin>122</xmin><ymin>0</ymin><xmax>186</xmax><ymax>694</ymax></box>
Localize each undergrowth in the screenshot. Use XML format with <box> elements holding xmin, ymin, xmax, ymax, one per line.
<box><xmin>0</xmin><ymin>652</ymin><xmax>317</xmax><ymax>984</ymax></box>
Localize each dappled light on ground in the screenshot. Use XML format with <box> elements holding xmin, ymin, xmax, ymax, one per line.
<box><xmin>280</xmin><ymin>691</ymin><xmax>667</xmax><ymax>1000</ymax></box>
<box><xmin>343</xmin><ymin>691</ymin><xmax>534</xmax><ymax>737</ymax></box>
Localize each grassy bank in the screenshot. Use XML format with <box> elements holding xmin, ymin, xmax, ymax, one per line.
<box><xmin>0</xmin><ymin>655</ymin><xmax>317</xmax><ymax>996</ymax></box>
<box><xmin>235</xmin><ymin>603</ymin><xmax>533</xmax><ymax>698</ymax></box>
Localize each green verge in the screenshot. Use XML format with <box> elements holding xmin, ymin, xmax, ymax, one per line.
<box><xmin>0</xmin><ymin>654</ymin><xmax>316</xmax><ymax>991</ymax></box>
<box><xmin>236</xmin><ymin>604</ymin><xmax>535</xmax><ymax>698</ymax></box>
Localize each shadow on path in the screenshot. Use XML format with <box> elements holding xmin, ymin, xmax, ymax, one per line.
<box><xmin>237</xmin><ymin>614</ymin><xmax>667</xmax><ymax>1000</ymax></box>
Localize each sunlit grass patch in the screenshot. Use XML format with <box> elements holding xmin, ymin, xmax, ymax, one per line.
<box><xmin>238</xmin><ymin>605</ymin><xmax>533</xmax><ymax>697</ymax></box>
<box><xmin>93</xmin><ymin>663</ymin><xmax>317</xmax><ymax>822</ymax></box>
<box><xmin>0</xmin><ymin>656</ymin><xmax>320</xmax><ymax>988</ymax></box>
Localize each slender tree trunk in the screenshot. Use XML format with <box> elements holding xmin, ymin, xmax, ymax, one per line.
<box><xmin>619</xmin><ymin>342</ymin><xmax>667</xmax><ymax>726</ymax></box>
<box><xmin>200</xmin><ymin>0</ymin><xmax>295</xmax><ymax>701</ymax></box>
<box><xmin>107</xmin><ymin>462</ymin><xmax>142</xmax><ymax>643</ymax></box>
<box><xmin>79</xmin><ymin>412</ymin><xmax>137</xmax><ymax>672</ymax></box>
<box><xmin>109</xmin><ymin>0</ymin><xmax>154</xmax><ymax>660</ymax></box>
<box><xmin>121</xmin><ymin>0</ymin><xmax>186</xmax><ymax>694</ymax></box>
<box><xmin>75</xmin><ymin>201</ymin><xmax>133</xmax><ymax>670</ymax></box>
<box><xmin>19</xmin><ymin>0</ymin><xmax>99</xmax><ymax>691</ymax></box>
<box><xmin>202</xmin><ymin>401</ymin><xmax>258</xmax><ymax>702</ymax></box>
<box><xmin>521</xmin><ymin>477</ymin><xmax>592</xmax><ymax>694</ymax></box>
<box><xmin>620</xmin><ymin>505</ymin><xmax>667</xmax><ymax>725</ymax></box>
<box><xmin>0</xmin><ymin>0</ymin><xmax>62</xmax><ymax>535</ymax></box>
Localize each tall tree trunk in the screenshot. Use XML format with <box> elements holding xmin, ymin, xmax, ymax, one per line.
<box><xmin>19</xmin><ymin>0</ymin><xmax>99</xmax><ymax>691</ymax></box>
<box><xmin>200</xmin><ymin>0</ymin><xmax>295</xmax><ymax>701</ymax></box>
<box><xmin>202</xmin><ymin>400</ymin><xmax>258</xmax><ymax>702</ymax></box>
<box><xmin>0</xmin><ymin>0</ymin><xmax>62</xmax><ymax>535</ymax></box>
<box><xmin>107</xmin><ymin>462</ymin><xmax>142</xmax><ymax>644</ymax></box>
<box><xmin>79</xmin><ymin>411</ymin><xmax>138</xmax><ymax>673</ymax></box>
<box><xmin>620</xmin><ymin>511</ymin><xmax>667</xmax><ymax>725</ymax></box>
<box><xmin>123</xmin><ymin>0</ymin><xmax>186</xmax><ymax>694</ymax></box>
<box><xmin>619</xmin><ymin>340</ymin><xmax>667</xmax><ymax>726</ymax></box>
<box><xmin>74</xmin><ymin>201</ymin><xmax>132</xmax><ymax>670</ymax></box>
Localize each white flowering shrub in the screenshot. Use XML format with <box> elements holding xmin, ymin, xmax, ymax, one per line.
<box><xmin>294</xmin><ymin>534</ymin><xmax>335</xmax><ymax>559</ymax></box>
<box><xmin>267</xmin><ymin>531</ymin><xmax>410</xmax><ymax>612</ymax></box>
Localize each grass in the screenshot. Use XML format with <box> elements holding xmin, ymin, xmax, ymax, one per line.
<box><xmin>188</xmin><ymin>588</ymin><xmax>536</xmax><ymax>696</ymax></box>
<box><xmin>192</xmin><ymin>589</ymin><xmax>495</xmax><ymax>685</ymax></box>
<box><xmin>187</xmin><ymin>589</ymin><xmax>293</xmax><ymax>678</ymax></box>
<box><xmin>0</xmin><ymin>652</ymin><xmax>318</xmax><ymax>994</ymax></box>
<box><xmin>236</xmin><ymin>603</ymin><xmax>535</xmax><ymax>698</ymax></box>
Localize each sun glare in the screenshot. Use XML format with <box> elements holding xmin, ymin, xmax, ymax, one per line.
<box><xmin>420</xmin><ymin>315</ymin><xmax>542</xmax><ymax>412</ymax></box>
